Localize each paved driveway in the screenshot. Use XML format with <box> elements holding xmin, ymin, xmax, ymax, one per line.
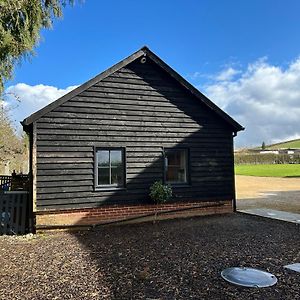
<box><xmin>236</xmin><ymin>175</ymin><xmax>300</xmax><ymax>213</ymax></box>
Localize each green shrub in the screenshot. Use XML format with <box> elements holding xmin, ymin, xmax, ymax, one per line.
<box><xmin>149</xmin><ymin>181</ymin><xmax>172</xmax><ymax>204</ymax></box>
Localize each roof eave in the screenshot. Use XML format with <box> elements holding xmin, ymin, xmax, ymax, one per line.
<box><xmin>143</xmin><ymin>47</ymin><xmax>244</xmax><ymax>132</ymax></box>
<box><xmin>22</xmin><ymin>48</ymin><xmax>146</xmax><ymax>126</ymax></box>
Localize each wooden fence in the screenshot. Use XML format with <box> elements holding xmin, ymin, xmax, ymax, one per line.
<box><xmin>0</xmin><ymin>192</ymin><xmax>30</xmax><ymax>235</ymax></box>
<box><xmin>0</xmin><ymin>174</ymin><xmax>29</xmax><ymax>191</ymax></box>
<box><xmin>0</xmin><ymin>174</ymin><xmax>31</xmax><ymax>235</ymax></box>
<box><xmin>0</xmin><ymin>175</ymin><xmax>12</xmax><ymax>191</ymax></box>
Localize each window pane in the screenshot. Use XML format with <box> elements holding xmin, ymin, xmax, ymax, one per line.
<box><xmin>97</xmin><ymin>150</ymin><xmax>109</xmax><ymax>167</ymax></box>
<box><xmin>168</xmin><ymin>151</ymin><xmax>180</xmax><ymax>166</ymax></box>
<box><xmin>167</xmin><ymin>166</ymin><xmax>180</xmax><ymax>183</ymax></box>
<box><xmin>96</xmin><ymin>149</ymin><xmax>125</xmax><ymax>188</ymax></box>
<box><xmin>111</xmin><ymin>165</ymin><xmax>123</xmax><ymax>185</ymax></box>
<box><xmin>166</xmin><ymin>150</ymin><xmax>187</xmax><ymax>184</ymax></box>
<box><xmin>111</xmin><ymin>150</ymin><xmax>122</xmax><ymax>167</ymax></box>
<box><xmin>98</xmin><ymin>167</ymin><xmax>110</xmax><ymax>185</ymax></box>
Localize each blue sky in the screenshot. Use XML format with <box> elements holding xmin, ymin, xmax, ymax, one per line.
<box><xmin>5</xmin><ymin>0</ymin><xmax>300</xmax><ymax>147</ymax></box>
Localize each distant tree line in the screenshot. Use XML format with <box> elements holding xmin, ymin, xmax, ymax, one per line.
<box><xmin>0</xmin><ymin>108</ymin><xmax>28</xmax><ymax>174</ymax></box>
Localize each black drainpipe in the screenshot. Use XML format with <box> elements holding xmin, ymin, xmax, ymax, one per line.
<box><xmin>232</xmin><ymin>131</ymin><xmax>237</xmax><ymax>212</ymax></box>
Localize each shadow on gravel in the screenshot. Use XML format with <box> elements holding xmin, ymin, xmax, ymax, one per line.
<box><xmin>72</xmin><ymin>213</ymin><xmax>300</xmax><ymax>299</ymax></box>
<box><xmin>69</xmin><ymin>131</ymin><xmax>233</xmax><ymax>299</ymax></box>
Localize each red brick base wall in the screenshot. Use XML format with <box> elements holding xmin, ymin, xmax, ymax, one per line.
<box><xmin>36</xmin><ymin>200</ymin><xmax>233</xmax><ymax>229</ymax></box>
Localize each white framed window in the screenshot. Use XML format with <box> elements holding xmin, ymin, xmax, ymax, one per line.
<box><xmin>95</xmin><ymin>148</ymin><xmax>125</xmax><ymax>189</ymax></box>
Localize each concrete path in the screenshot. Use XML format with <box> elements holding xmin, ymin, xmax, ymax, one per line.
<box><xmin>239</xmin><ymin>208</ymin><xmax>300</xmax><ymax>224</ymax></box>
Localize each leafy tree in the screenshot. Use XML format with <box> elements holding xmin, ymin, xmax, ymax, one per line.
<box><xmin>0</xmin><ymin>108</ymin><xmax>24</xmax><ymax>166</ymax></box>
<box><xmin>0</xmin><ymin>1</ymin><xmax>75</xmax><ymax>173</ymax></box>
<box><xmin>0</xmin><ymin>0</ymin><xmax>74</xmax><ymax>94</ymax></box>
<box><xmin>261</xmin><ymin>141</ymin><xmax>266</xmax><ymax>150</ymax></box>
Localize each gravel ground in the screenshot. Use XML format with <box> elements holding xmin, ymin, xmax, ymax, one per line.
<box><xmin>0</xmin><ymin>213</ymin><xmax>299</xmax><ymax>300</ymax></box>
<box><xmin>236</xmin><ymin>175</ymin><xmax>300</xmax><ymax>213</ymax></box>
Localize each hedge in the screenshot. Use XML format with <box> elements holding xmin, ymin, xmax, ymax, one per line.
<box><xmin>234</xmin><ymin>153</ymin><xmax>300</xmax><ymax>165</ymax></box>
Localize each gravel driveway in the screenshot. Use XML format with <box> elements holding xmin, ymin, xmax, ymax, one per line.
<box><xmin>0</xmin><ymin>214</ymin><xmax>299</xmax><ymax>299</ymax></box>
<box><xmin>236</xmin><ymin>175</ymin><xmax>300</xmax><ymax>213</ymax></box>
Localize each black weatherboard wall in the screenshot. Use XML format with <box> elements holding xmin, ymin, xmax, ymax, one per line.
<box><xmin>23</xmin><ymin>47</ymin><xmax>243</xmax><ymax>212</ymax></box>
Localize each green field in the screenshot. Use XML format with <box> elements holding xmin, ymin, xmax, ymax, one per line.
<box><xmin>266</xmin><ymin>139</ymin><xmax>300</xmax><ymax>150</ymax></box>
<box><xmin>235</xmin><ymin>164</ymin><xmax>300</xmax><ymax>177</ymax></box>
<box><xmin>252</xmin><ymin>139</ymin><xmax>300</xmax><ymax>150</ymax></box>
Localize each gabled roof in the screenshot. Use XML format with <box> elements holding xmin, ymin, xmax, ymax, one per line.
<box><xmin>22</xmin><ymin>46</ymin><xmax>244</xmax><ymax>132</ymax></box>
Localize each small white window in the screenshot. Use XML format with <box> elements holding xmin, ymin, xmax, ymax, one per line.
<box><xmin>95</xmin><ymin>148</ymin><xmax>125</xmax><ymax>189</ymax></box>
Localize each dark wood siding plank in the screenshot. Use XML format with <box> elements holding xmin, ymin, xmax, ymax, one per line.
<box><xmin>37</xmin><ymin>168</ymin><xmax>93</xmax><ymax>175</ymax></box>
<box><xmin>36</xmin><ymin>140</ymin><xmax>232</xmax><ymax>149</ymax></box>
<box><xmin>37</xmin><ymin>180</ymin><xmax>92</xmax><ymax>188</ymax></box>
<box><xmin>38</xmin><ymin>163</ymin><xmax>93</xmax><ymax>170</ymax></box>
<box><xmin>37</xmin><ymin>174</ymin><xmax>94</xmax><ymax>182</ymax></box>
<box><xmin>45</xmin><ymin>111</ymin><xmax>204</xmax><ymax>124</ymax></box>
<box><xmin>36</xmin><ymin>129</ymin><xmax>230</xmax><ymax>139</ymax></box>
<box><xmin>37</xmin><ymin>118</ymin><xmax>203</xmax><ymax>129</ymax></box>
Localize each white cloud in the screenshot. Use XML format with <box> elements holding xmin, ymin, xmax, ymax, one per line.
<box><xmin>204</xmin><ymin>57</ymin><xmax>300</xmax><ymax>148</ymax></box>
<box><xmin>215</xmin><ymin>67</ymin><xmax>241</xmax><ymax>81</ymax></box>
<box><xmin>189</xmin><ymin>71</ymin><xmax>201</xmax><ymax>80</ymax></box>
<box><xmin>4</xmin><ymin>57</ymin><xmax>300</xmax><ymax>149</ymax></box>
<box><xmin>4</xmin><ymin>83</ymin><xmax>78</xmax><ymax>125</ymax></box>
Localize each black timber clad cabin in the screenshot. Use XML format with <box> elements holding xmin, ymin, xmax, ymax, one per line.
<box><xmin>22</xmin><ymin>46</ymin><xmax>244</xmax><ymax>228</ymax></box>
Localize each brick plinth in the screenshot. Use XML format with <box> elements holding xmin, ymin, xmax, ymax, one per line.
<box><xmin>36</xmin><ymin>200</ymin><xmax>233</xmax><ymax>229</ymax></box>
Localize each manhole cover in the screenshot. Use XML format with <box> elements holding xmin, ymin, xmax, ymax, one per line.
<box><xmin>221</xmin><ymin>267</ymin><xmax>277</xmax><ymax>288</ymax></box>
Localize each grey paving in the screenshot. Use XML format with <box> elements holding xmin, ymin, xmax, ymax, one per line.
<box><xmin>284</xmin><ymin>263</ymin><xmax>300</xmax><ymax>273</ymax></box>
<box><xmin>239</xmin><ymin>208</ymin><xmax>300</xmax><ymax>224</ymax></box>
<box><xmin>237</xmin><ymin>190</ymin><xmax>300</xmax><ymax>214</ymax></box>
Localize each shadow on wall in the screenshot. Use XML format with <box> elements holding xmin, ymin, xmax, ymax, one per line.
<box><xmin>37</xmin><ymin>60</ymin><xmax>236</xmax><ymax>298</ymax></box>
<box><xmin>63</xmin><ymin>114</ymin><xmax>234</xmax><ymax>226</ymax></box>
<box><xmin>38</xmin><ymin>122</ymin><xmax>234</xmax><ymax>227</ymax></box>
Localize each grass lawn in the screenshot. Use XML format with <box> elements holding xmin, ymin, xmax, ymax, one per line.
<box><xmin>235</xmin><ymin>164</ymin><xmax>300</xmax><ymax>177</ymax></box>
